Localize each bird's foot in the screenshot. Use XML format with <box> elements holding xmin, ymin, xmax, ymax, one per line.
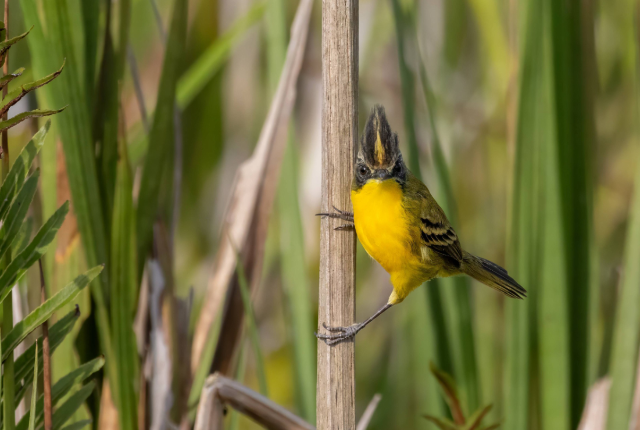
<box><xmin>334</xmin><ymin>223</ymin><xmax>355</xmax><ymax>231</ymax></box>
<box><xmin>316</xmin><ymin>206</ymin><xmax>354</xmax><ymax>223</ymax></box>
<box><xmin>315</xmin><ymin>322</ymin><xmax>363</xmax><ymax>345</ymax></box>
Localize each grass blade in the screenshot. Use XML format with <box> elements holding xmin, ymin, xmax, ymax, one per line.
<box><xmin>1</xmin><ymin>266</ymin><xmax>103</xmax><ymax>360</ymax></box>
<box><xmin>547</xmin><ymin>0</ymin><xmax>596</xmax><ymax>424</ymax></box>
<box><xmin>12</xmin><ymin>218</ymin><xmax>33</xmax><ymax>256</ymax></box>
<box><xmin>13</xmin><ymin>309</ymin><xmax>80</xmax><ymax>403</ymax></box>
<box><xmin>0</xmin><ymin>108</ymin><xmax>66</xmax><ymax>137</ymax></box>
<box><xmin>503</xmin><ymin>1</ymin><xmax>542</xmax><ymax>427</ymax></box>
<box><xmin>227</xmin><ymin>342</ymin><xmax>248</xmax><ymax>430</ymax></box>
<box><xmin>16</xmin><ymin>357</ymin><xmax>104</xmax><ymax>430</ymax></box>
<box><xmin>0</xmin><ymin>171</ymin><xmax>40</xmax><ymax>261</ymax></box>
<box><xmin>0</xmin><ymin>67</ymin><xmax>24</xmax><ymax>92</ymax></box>
<box><xmin>0</xmin><ymin>28</ymin><xmax>31</xmax><ymax>67</ymax></box>
<box><xmin>51</xmin><ymin>358</ymin><xmax>104</xmax><ymax>403</ymax></box>
<box><xmin>0</xmin><ymin>61</ymin><xmax>64</xmax><ymax>118</ymax></box>
<box><xmin>136</xmin><ymin>0</ymin><xmax>188</xmax><ymax>267</ymax></box>
<box><xmin>465</xmin><ymin>0</ymin><xmax>509</xmax><ymax>87</ymax></box>
<box><xmin>442</xmin><ymin>0</ymin><xmax>467</xmax><ymax>68</ymax></box>
<box><xmin>503</xmin><ymin>2</ymin><xmax>573</xmax><ymax>429</ymax></box>
<box><xmin>110</xmin><ymin>136</ymin><xmax>139</xmax><ymax>430</ymax></box>
<box><xmin>51</xmin><ymin>382</ymin><xmax>95</xmax><ymax>430</ymax></box>
<box><xmin>276</xmin><ymin>142</ymin><xmax>316</xmax><ymax>421</ymax></box>
<box><xmin>93</xmin><ymin>28</ymin><xmax>118</xmax><ymax>221</ymax></box>
<box><xmin>422</xmin><ymin>415</ymin><xmax>457</xmax><ymax>430</ymax></box>
<box><xmin>177</xmin><ymin>0</ymin><xmax>266</xmax><ymax>108</ymax></box>
<box><xmin>0</xmin><ymin>203</ymin><xmax>69</xmax><ymax>298</ymax></box>
<box><xmin>234</xmin><ymin>250</ymin><xmax>268</xmax><ymax>397</ymax></box>
<box><xmin>59</xmin><ymin>421</ymin><xmax>91</xmax><ymax>430</ymax></box>
<box><xmin>19</xmin><ymin>2</ymin><xmax>59</xmax><ymax>285</ymax></box>
<box><xmin>128</xmin><ymin>0</ymin><xmax>267</xmax><ymax>167</ymax></box>
<box><xmin>607</xmin><ymin>106</ymin><xmax>640</xmax><ymax>430</ymax></box>
<box><xmin>34</xmin><ymin>0</ymin><xmax>114</xmax><ymax>378</ymax></box>
<box><xmin>0</xmin><ymin>117</ymin><xmax>50</xmax><ymax>234</ymax></box>
<box><xmin>80</xmin><ymin>0</ymin><xmax>99</xmax><ymax>104</ymax></box>
<box><xmin>94</xmin><ymin>0</ymin><xmax>131</xmax><ymax>222</ymax></box>
<box><xmin>186</xmin><ymin>308</ymin><xmax>222</xmax><ymax>416</ymax></box>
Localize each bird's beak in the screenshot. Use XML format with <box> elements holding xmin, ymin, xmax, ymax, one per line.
<box><xmin>373</xmin><ymin>169</ymin><xmax>391</xmax><ymax>181</ymax></box>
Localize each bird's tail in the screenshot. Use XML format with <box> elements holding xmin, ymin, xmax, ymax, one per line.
<box><xmin>461</xmin><ymin>252</ymin><xmax>527</xmax><ymax>299</ymax></box>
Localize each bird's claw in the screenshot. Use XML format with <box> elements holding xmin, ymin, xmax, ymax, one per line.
<box><xmin>323</xmin><ymin>322</ymin><xmax>348</xmax><ymax>332</ymax></box>
<box><xmin>315</xmin><ymin>322</ymin><xmax>360</xmax><ymax>345</ymax></box>
<box><xmin>334</xmin><ymin>223</ymin><xmax>355</xmax><ymax>231</ymax></box>
<box><xmin>331</xmin><ymin>206</ymin><xmax>351</xmax><ymax>216</ymax></box>
<box><xmin>316</xmin><ymin>206</ymin><xmax>354</xmax><ymax>223</ymax></box>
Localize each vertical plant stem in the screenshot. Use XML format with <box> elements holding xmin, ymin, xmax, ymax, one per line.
<box><xmin>1</xmin><ymin>3</ymin><xmax>15</xmax><ymax>428</ymax></box>
<box><xmin>28</xmin><ymin>344</ymin><xmax>38</xmax><ymax>430</ymax></box>
<box><xmin>504</xmin><ymin>1</ymin><xmax>542</xmax><ymax>427</ymax></box>
<box><xmin>127</xmin><ymin>46</ymin><xmax>149</xmax><ymax>133</ymax></box>
<box><xmin>38</xmin><ymin>260</ymin><xmax>53</xmax><ymax>430</ymax></box>
<box><xmin>547</xmin><ymin>0</ymin><xmax>595</xmax><ymax>424</ymax></box>
<box><xmin>316</xmin><ymin>0</ymin><xmax>358</xmax><ymax>428</ymax></box>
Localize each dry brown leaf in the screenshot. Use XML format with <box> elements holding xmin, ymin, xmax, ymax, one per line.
<box><xmin>356</xmin><ymin>394</ymin><xmax>382</xmax><ymax>430</ymax></box>
<box><xmin>190</xmin><ymin>0</ymin><xmax>314</xmax><ymax>375</ymax></box>
<box><xmin>577</xmin><ymin>378</ymin><xmax>611</xmax><ymax>430</ymax></box>
<box><xmin>194</xmin><ymin>373</ymin><xmax>314</xmax><ymax>430</ymax></box>
<box><xmin>98</xmin><ymin>381</ymin><xmax>120</xmax><ymax>430</ymax></box>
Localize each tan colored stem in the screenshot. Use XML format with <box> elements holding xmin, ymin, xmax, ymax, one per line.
<box><xmin>316</xmin><ymin>0</ymin><xmax>359</xmax><ymax>428</ymax></box>
<box><xmin>38</xmin><ymin>260</ymin><xmax>53</xmax><ymax>430</ymax></box>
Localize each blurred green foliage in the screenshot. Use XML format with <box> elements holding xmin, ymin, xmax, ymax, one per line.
<box><xmin>0</xmin><ymin>0</ymin><xmax>637</xmax><ymax>429</ymax></box>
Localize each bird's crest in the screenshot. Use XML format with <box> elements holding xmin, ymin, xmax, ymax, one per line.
<box><xmin>360</xmin><ymin>105</ymin><xmax>399</xmax><ymax>168</ymax></box>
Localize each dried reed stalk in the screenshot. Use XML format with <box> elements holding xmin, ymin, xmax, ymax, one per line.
<box><xmin>316</xmin><ymin>0</ymin><xmax>359</xmax><ymax>428</ymax></box>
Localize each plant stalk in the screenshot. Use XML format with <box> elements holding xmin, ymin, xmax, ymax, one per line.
<box><xmin>316</xmin><ymin>0</ymin><xmax>358</xmax><ymax>428</ymax></box>
<box><xmin>38</xmin><ymin>260</ymin><xmax>53</xmax><ymax>430</ymax></box>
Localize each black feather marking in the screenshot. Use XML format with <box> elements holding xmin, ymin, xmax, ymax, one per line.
<box><xmin>421</xmin><ymin>217</ymin><xmax>444</xmax><ymax>229</ymax></box>
<box><xmin>478</xmin><ymin>257</ymin><xmax>527</xmax><ymax>297</ymax></box>
<box><xmin>480</xmin><ymin>257</ymin><xmax>509</xmax><ymax>276</ymax></box>
<box><xmin>420</xmin><ymin>219</ymin><xmax>463</xmax><ymax>265</ymax></box>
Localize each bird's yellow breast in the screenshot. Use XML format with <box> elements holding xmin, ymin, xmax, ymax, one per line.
<box><xmin>352</xmin><ymin>180</ymin><xmax>434</xmax><ymax>303</ymax></box>
<box><xmin>351</xmin><ymin>180</ymin><xmax>416</xmax><ymax>275</ymax></box>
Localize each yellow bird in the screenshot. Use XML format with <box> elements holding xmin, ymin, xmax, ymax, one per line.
<box><xmin>316</xmin><ymin>105</ymin><xmax>526</xmax><ymax>345</ymax></box>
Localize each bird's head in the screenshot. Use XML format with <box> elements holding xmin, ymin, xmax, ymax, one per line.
<box><xmin>354</xmin><ymin>105</ymin><xmax>407</xmax><ymax>189</ymax></box>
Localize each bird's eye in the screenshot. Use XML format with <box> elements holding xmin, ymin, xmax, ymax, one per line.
<box><xmin>358</xmin><ymin>165</ymin><xmax>369</xmax><ymax>176</ymax></box>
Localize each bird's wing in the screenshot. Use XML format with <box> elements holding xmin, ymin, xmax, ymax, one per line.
<box><xmin>402</xmin><ymin>172</ymin><xmax>463</xmax><ymax>266</ymax></box>
<box><xmin>419</xmin><ymin>199</ymin><xmax>463</xmax><ymax>266</ymax></box>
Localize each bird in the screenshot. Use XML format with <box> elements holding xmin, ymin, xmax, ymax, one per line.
<box><xmin>316</xmin><ymin>105</ymin><xmax>526</xmax><ymax>345</ymax></box>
